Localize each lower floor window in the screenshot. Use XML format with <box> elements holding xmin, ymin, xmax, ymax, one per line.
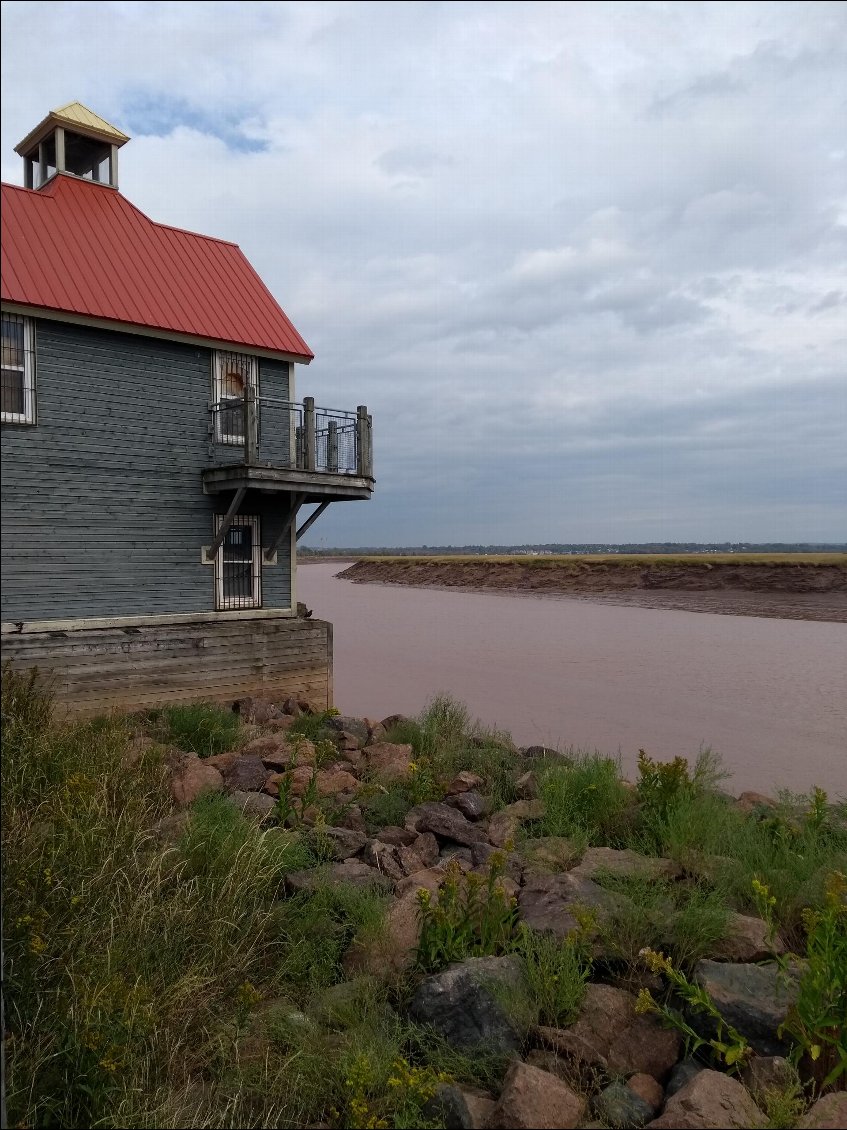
<box><xmin>215</xmin><ymin>515</ymin><xmax>261</xmax><ymax>610</ymax></box>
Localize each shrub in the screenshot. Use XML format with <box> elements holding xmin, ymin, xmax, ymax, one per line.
<box><xmin>515</xmin><ymin>923</ymin><xmax>592</xmax><ymax>1028</ymax></box>
<box><xmin>162</xmin><ymin>701</ymin><xmax>241</xmax><ymax>756</ymax></box>
<box><xmin>533</xmin><ymin>754</ymin><xmax>631</xmax><ymax>846</ymax></box>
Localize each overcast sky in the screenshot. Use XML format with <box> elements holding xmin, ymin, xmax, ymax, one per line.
<box><xmin>2</xmin><ymin>1</ymin><xmax>845</xmax><ymax>545</ymax></box>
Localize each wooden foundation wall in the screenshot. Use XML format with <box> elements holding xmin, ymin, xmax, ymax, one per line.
<box><xmin>0</xmin><ymin>616</ymin><xmax>333</xmax><ymax>714</ymax></box>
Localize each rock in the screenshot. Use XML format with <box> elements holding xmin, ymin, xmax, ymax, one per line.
<box><xmin>395</xmin><ymin>863</ymin><xmax>454</xmax><ymax>899</ymax></box>
<box><xmin>344</xmin><ymin>885</ymin><xmax>421</xmax><ymax>975</ymax></box>
<box><xmin>536</xmin><ymin>983</ymin><xmax>681</xmax><ymax>1081</ymax></box>
<box><xmin>203</xmin><ymin>750</ymin><xmax>240</xmax><ymax>774</ymax></box>
<box><xmin>645</xmin><ymin>1069</ymin><xmax>766</xmax><ymax>1129</ymax></box>
<box><xmin>365</xmin><ymin>719</ymin><xmax>388</xmax><ymax>744</ymax></box>
<box><xmin>170</xmin><ymin>756</ymin><xmax>223</xmax><ymax>807</ymax></box>
<box><xmin>627</xmin><ymin>1074</ymin><xmax>664</xmax><ymax>1114</ymax></box>
<box><xmin>264</xmin><ymin>714</ymin><xmax>297</xmax><ymax>733</ymax></box>
<box><xmin>440</xmin><ymin>845</ymin><xmax>475</xmax><ymax>866</ymax></box>
<box><xmin>570</xmin><ymin>847</ymin><xmax>681</xmax><ymax>883</ymax></box>
<box><xmin>263</xmin><ymin>764</ymin><xmax>316</xmax><ymax>799</ymax></box>
<box><xmin>665</xmin><ymin>1058</ymin><xmax>704</xmax><ymax>1098</ymax></box>
<box><xmin>520</xmin><ymin>836</ymin><xmax>581</xmax><ymax>872</ymax></box>
<box><xmin>740</xmin><ymin>1056</ymin><xmax>796</xmax><ymax>1104</ymax></box>
<box><xmin>310</xmin><ymin>826</ymin><xmax>367</xmax><ymax>860</ymax></box>
<box><xmin>362</xmin><ymin>840</ymin><xmax>405</xmax><ymax>881</ymax></box>
<box><xmin>798</xmin><ymin>1094</ymin><xmax>847</xmax><ymax>1129</ymax></box>
<box><xmin>234</xmin><ymin>696</ymin><xmax>280</xmax><ymax>724</ymax></box>
<box><xmin>327</xmin><ymin>715</ymin><xmax>370</xmax><ymax>745</ymax></box>
<box><xmin>380</xmin><ymin>713</ymin><xmax>410</xmax><ymax>732</ymax></box>
<box><xmin>519</xmin><ymin>870</ymin><xmax>621</xmax><ymax>939</ymax></box>
<box><xmin>285</xmin><ymin>737</ymin><xmax>317</xmax><ymax>766</ymax></box>
<box><xmin>515</xmin><ymin>770</ymin><xmax>538</xmax><ymax>798</ymax></box>
<box><xmin>714</xmin><ymin>913</ymin><xmax>787</xmax><ymax>963</ymax></box>
<box><xmin>150</xmin><ymin>810</ymin><xmax>190</xmax><ymax>843</ymax></box>
<box><xmin>458</xmin><ymin>1087</ymin><xmax>497</xmax><ymax>1130</ymax></box>
<box><xmin>240</xmin><ymin>734</ymin><xmax>293</xmax><ymax>767</ymax></box>
<box><xmin>407</xmin><ymin>802</ymin><xmax>489</xmax><ymax>846</ymax></box>
<box><xmin>366</xmin><ymin>742</ymin><xmax>415</xmax><ymax>782</ymax></box>
<box><xmin>422</xmin><ymin>1084</ymin><xmax>474</xmax><ymax>1129</ymax></box>
<box><xmin>376</xmin><ymin>825</ymin><xmax>418</xmax><ymax>846</ymax></box>
<box><xmin>409</xmin><ymin>955</ymin><xmax>526</xmax><ymax>1053</ymax></box>
<box><xmin>734</xmin><ymin>791</ymin><xmax>778</xmax><ymax>814</ymax></box>
<box><xmin>314</xmin><ymin>768</ymin><xmax>359</xmax><ymax>797</ymax></box>
<box><xmin>398</xmin><ymin>832</ymin><xmax>440</xmax><ymax>875</ymax></box>
<box><xmin>471</xmin><ymin>841</ymin><xmax>524</xmax><ymax>883</ymax></box>
<box><xmin>692</xmin><ymin>960</ymin><xmax>802</xmax><ymax>1055</ymax></box>
<box><xmin>521</xmin><ymin>745</ymin><xmax>561</xmax><ymax>759</ymax></box>
<box><xmin>286</xmin><ymin>858</ymin><xmax>394</xmax><ymax>894</ymax></box>
<box><xmin>488</xmin><ymin>799</ymin><xmax>545</xmax><ymax>847</ymax></box>
<box><xmin>487</xmin><ymin>1060</ymin><xmax>586</xmax><ymax>1129</ymax></box>
<box><xmin>448</xmin><ymin>790</ymin><xmax>492</xmax><ymax>820</ymax></box>
<box><xmin>594</xmin><ymin>1081</ymin><xmax>654</xmax><ymax>1129</ymax></box>
<box><xmin>447</xmin><ymin>770</ymin><xmax>486</xmax><ymax>795</ymax></box>
<box><xmin>280</xmin><ymin>696</ymin><xmax>302</xmax><ymax>717</ymax></box>
<box><xmin>336</xmin><ymin>804</ymin><xmax>367</xmax><ymax>833</ymax></box>
<box><xmin>229</xmin><ymin>790</ymin><xmax>277</xmax><ymax>821</ymax></box>
<box><xmin>334</xmin><ymin>728</ymin><xmax>364</xmax><ymax>752</ymax></box>
<box><xmin>226</xmin><ymin>755</ymin><xmax>272</xmax><ymax>792</ymax></box>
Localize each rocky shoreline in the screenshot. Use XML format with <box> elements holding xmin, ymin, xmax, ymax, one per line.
<box><xmin>164</xmin><ymin>694</ymin><xmax>847</xmax><ymax>1129</ymax></box>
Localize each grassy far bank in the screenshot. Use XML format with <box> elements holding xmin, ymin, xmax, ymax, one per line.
<box><xmin>321</xmin><ymin>553</ymin><xmax>847</xmax><ymax>566</ymax></box>
<box><xmin>2</xmin><ymin>667</ymin><xmax>846</xmax><ymax>1128</ymax></box>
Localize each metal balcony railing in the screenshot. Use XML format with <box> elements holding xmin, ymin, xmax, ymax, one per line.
<box><xmin>209</xmin><ymin>393</ymin><xmax>373</xmax><ymax>478</ymax></box>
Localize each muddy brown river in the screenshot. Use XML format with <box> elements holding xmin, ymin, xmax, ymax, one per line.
<box><xmin>297</xmin><ymin>563</ymin><xmax>846</xmax><ymax>796</ymax></box>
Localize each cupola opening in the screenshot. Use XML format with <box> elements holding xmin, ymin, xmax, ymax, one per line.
<box><xmin>15</xmin><ymin>101</ymin><xmax>130</xmax><ymax>190</ymax></box>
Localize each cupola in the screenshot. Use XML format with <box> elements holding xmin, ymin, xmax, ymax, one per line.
<box><xmin>15</xmin><ymin>101</ymin><xmax>129</xmax><ymax>191</ymax></box>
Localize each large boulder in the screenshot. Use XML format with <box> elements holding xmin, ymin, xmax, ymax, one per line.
<box><xmin>692</xmin><ymin>960</ymin><xmax>802</xmax><ymax>1055</ymax></box>
<box><xmin>486</xmin><ymin>1060</ymin><xmax>586</xmax><ymax>1129</ymax></box>
<box><xmin>447</xmin><ymin>790</ymin><xmax>492</xmax><ymax>821</ymax></box>
<box><xmin>314</xmin><ymin>768</ymin><xmax>359</xmax><ymax>797</ymax></box>
<box><xmin>365</xmin><ymin>742</ymin><xmax>415</xmax><ymax>782</ymax></box>
<box><xmin>229</xmin><ymin>790</ymin><xmax>277</xmax><ymax>822</ymax></box>
<box><xmin>408</xmin><ymin>955</ymin><xmax>525</xmax><ymax>1053</ymax></box>
<box><xmin>309</xmin><ymin>826</ymin><xmax>368</xmax><ymax>860</ymax></box>
<box><xmin>536</xmin><ymin>982</ymin><xmax>681</xmax><ymax>1081</ymax></box>
<box><xmin>226</xmin><ymin>755</ymin><xmax>272</xmax><ymax>792</ymax></box>
<box><xmin>519</xmin><ymin>870</ymin><xmax>621</xmax><ymax>939</ymax></box>
<box><xmin>713</xmin><ymin>913</ymin><xmax>787</xmax><ymax>963</ymax></box>
<box><xmin>327</xmin><ymin>715</ymin><xmax>370</xmax><ymax>746</ymax></box>
<box><xmin>170</xmin><ymin>755</ymin><xmax>223</xmax><ymax>807</ymax></box>
<box><xmin>406</xmin><ymin>802</ymin><xmax>489</xmax><ymax>847</ymax></box>
<box><xmin>798</xmin><ymin>1094</ymin><xmax>847</xmax><ymax>1129</ymax></box>
<box><xmin>645</xmin><ymin>1069</ymin><xmax>766</xmax><ymax>1128</ymax></box>
<box><xmin>569</xmin><ymin>846</ymin><xmax>680</xmax><ymax>883</ymax></box>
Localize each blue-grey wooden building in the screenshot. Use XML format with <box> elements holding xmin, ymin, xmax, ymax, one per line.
<box><xmin>1</xmin><ymin>102</ymin><xmax>373</xmax><ymax>711</ymax></box>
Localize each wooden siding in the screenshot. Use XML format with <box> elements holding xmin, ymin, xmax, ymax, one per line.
<box><xmin>0</xmin><ymin>319</ymin><xmax>293</xmax><ymax>623</ymax></box>
<box><xmin>0</xmin><ymin>616</ymin><xmax>332</xmax><ymax>714</ymax></box>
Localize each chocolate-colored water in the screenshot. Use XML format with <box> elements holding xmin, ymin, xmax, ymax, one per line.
<box><xmin>298</xmin><ymin>563</ymin><xmax>846</xmax><ymax>795</ymax></box>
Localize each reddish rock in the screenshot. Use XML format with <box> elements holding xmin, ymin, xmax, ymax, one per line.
<box><xmin>447</xmin><ymin>770</ymin><xmax>486</xmax><ymax>795</ymax></box>
<box><xmin>336</xmin><ymin>729</ymin><xmax>364</xmax><ymax>752</ymax></box>
<box><xmin>264</xmin><ymin>714</ymin><xmax>297</xmax><ymax>733</ymax></box>
<box><xmin>280</xmin><ymin>696</ymin><xmax>302</xmax><ymax>717</ymax></box>
<box><xmin>536</xmin><ymin>983</ymin><xmax>681</xmax><ymax>1081</ymax></box>
<box><xmin>344</xmin><ymin>885</ymin><xmax>422</xmax><ymax>975</ymax></box>
<box><xmin>312</xmin><ymin>827</ymin><xmax>368</xmax><ymax>859</ymax></box>
<box><xmin>646</xmin><ymin>1069</ymin><xmax>765</xmax><ymax>1128</ymax></box>
<box><xmin>203</xmin><ymin>751</ymin><xmax>240</xmax><ymax>774</ymax></box>
<box><xmin>170</xmin><ymin>756</ymin><xmax>223</xmax><ymax>807</ymax></box>
<box><xmin>366</xmin><ymin>721</ymin><xmax>387</xmax><ymax>744</ymax></box>
<box><xmin>458</xmin><ymin>1087</ymin><xmax>497</xmax><ymax>1130</ymax></box>
<box><xmin>366</xmin><ymin>742</ymin><xmax>415</xmax><ymax>782</ymax></box>
<box><xmin>406</xmin><ymin>801</ymin><xmax>489</xmax><ymax>846</ymax></box>
<box><xmin>263</xmin><ymin>764</ymin><xmax>315</xmax><ymax>799</ymax></box>
<box><xmin>798</xmin><ymin>1094</ymin><xmax>847</xmax><ymax>1129</ymax></box>
<box><xmin>376</xmin><ymin>825</ymin><xmax>418</xmax><ymax>847</ymax></box>
<box><xmin>740</xmin><ymin>1056</ymin><xmax>796</xmax><ymax>1104</ymax></box>
<box><xmin>285</xmin><ymin>737</ymin><xmax>316</xmax><ymax>766</ymax></box>
<box><xmin>380</xmin><ymin>713</ymin><xmax>410</xmax><ymax>731</ymax></box>
<box><xmin>240</xmin><ymin>734</ymin><xmax>291</xmax><ymax>762</ymax></box>
<box><xmin>337</xmin><ymin>804</ymin><xmax>367</xmax><ymax>834</ymax></box>
<box><xmin>398</xmin><ymin>832</ymin><xmax>440</xmax><ymax>875</ymax></box>
<box><xmin>314</xmin><ymin>768</ymin><xmax>359</xmax><ymax>797</ymax></box>
<box><xmin>362</xmin><ymin>840</ymin><xmax>405</xmax><ymax>881</ymax></box>
<box><xmin>628</xmin><ymin>1073</ymin><xmax>664</xmax><ymax>1114</ymax></box>
<box><xmin>715</xmin><ymin>913</ymin><xmax>788</xmax><ymax>963</ymax></box>
<box><xmin>487</xmin><ymin>1060</ymin><xmax>586</xmax><ymax>1129</ymax></box>
<box><xmin>234</xmin><ymin>696</ymin><xmax>280</xmax><ymax>723</ymax></box>
<box><xmin>262</xmin><ymin>772</ymin><xmax>286</xmax><ymax>798</ymax></box>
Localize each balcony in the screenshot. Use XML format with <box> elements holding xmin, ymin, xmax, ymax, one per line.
<box><xmin>202</xmin><ymin>392</ymin><xmax>374</xmax><ymax>503</ymax></box>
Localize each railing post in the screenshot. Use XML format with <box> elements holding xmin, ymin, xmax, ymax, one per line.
<box><xmin>356</xmin><ymin>406</ymin><xmax>369</xmax><ymax>477</ymax></box>
<box><xmin>327</xmin><ymin>419</ymin><xmax>338</xmax><ymax>472</ymax></box>
<box><xmin>244</xmin><ymin>386</ymin><xmax>259</xmax><ymax>464</ymax></box>
<box><xmin>304</xmin><ymin>396</ymin><xmax>316</xmax><ymax>471</ymax></box>
<box><xmin>366</xmin><ymin>412</ymin><xmax>373</xmax><ymax>477</ymax></box>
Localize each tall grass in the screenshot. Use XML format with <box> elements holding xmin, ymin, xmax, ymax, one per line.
<box><xmin>532</xmin><ymin>755</ymin><xmax>633</xmax><ymax>846</ymax></box>
<box><xmin>161</xmin><ymin>701</ymin><xmax>242</xmax><ymax>756</ymax></box>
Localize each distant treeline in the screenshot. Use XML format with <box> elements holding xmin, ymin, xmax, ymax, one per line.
<box><xmin>300</xmin><ymin>542</ymin><xmax>847</xmax><ymax>557</ymax></box>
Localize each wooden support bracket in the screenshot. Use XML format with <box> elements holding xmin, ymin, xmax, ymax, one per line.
<box><xmin>204</xmin><ymin>486</ymin><xmax>247</xmax><ymax>562</ymax></box>
<box><xmin>264</xmin><ymin>493</ymin><xmax>306</xmax><ymax>561</ymax></box>
<box><xmin>296</xmin><ymin>501</ymin><xmax>331</xmax><ymax>541</ymax></box>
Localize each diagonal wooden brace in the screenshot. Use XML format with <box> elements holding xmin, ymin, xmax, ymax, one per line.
<box><xmin>204</xmin><ymin>486</ymin><xmax>246</xmax><ymax>562</ymax></box>
<box><xmin>264</xmin><ymin>493</ymin><xmax>306</xmax><ymax>562</ymax></box>
<box><xmin>296</xmin><ymin>501</ymin><xmax>331</xmax><ymax>541</ymax></box>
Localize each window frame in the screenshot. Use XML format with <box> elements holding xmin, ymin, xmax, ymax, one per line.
<box><xmin>1</xmin><ymin>313</ymin><xmax>36</xmax><ymax>425</ymax></box>
<box><xmin>214</xmin><ymin>514</ymin><xmax>262</xmax><ymax>611</ymax></box>
<box><xmin>212</xmin><ymin>350</ymin><xmax>258</xmax><ymax>446</ymax></box>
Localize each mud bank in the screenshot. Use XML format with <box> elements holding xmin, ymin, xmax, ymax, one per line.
<box><xmin>337</xmin><ymin>557</ymin><xmax>847</xmax><ymax>622</ymax></box>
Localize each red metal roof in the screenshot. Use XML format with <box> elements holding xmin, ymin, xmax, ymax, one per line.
<box><xmin>1</xmin><ymin>175</ymin><xmax>313</xmax><ymax>361</ymax></box>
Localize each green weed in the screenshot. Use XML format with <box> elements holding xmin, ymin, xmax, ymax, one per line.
<box><xmin>161</xmin><ymin>701</ymin><xmax>242</xmax><ymax>756</ymax></box>
<box><xmin>532</xmin><ymin>755</ymin><xmax>632</xmax><ymax>845</ymax></box>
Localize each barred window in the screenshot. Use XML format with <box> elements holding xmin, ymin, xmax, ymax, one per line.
<box><xmin>214</xmin><ymin>515</ymin><xmax>262</xmax><ymax>610</ymax></box>
<box><xmin>1</xmin><ymin>313</ymin><xmax>36</xmax><ymax>424</ymax></box>
<box><xmin>213</xmin><ymin>350</ymin><xmax>257</xmax><ymax>445</ymax></box>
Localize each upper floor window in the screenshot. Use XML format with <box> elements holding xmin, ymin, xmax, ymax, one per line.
<box><xmin>213</xmin><ymin>351</ymin><xmax>257</xmax><ymax>445</ymax></box>
<box><xmin>1</xmin><ymin>314</ymin><xmax>36</xmax><ymax>425</ymax></box>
